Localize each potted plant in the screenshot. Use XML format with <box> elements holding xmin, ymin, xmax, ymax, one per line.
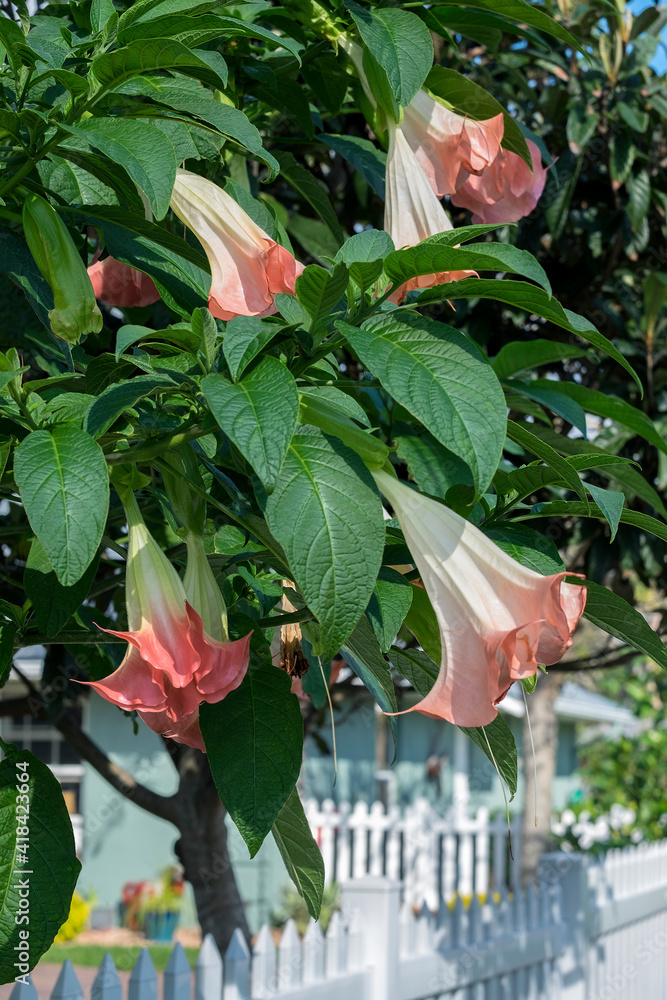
<box><xmin>139</xmin><ymin>867</ymin><xmax>185</xmax><ymax>942</ymax></box>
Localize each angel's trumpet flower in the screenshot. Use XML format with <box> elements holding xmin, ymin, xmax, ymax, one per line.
<box><xmin>170</xmin><ymin>169</ymin><xmax>304</xmax><ymax>321</ymax></box>
<box><xmin>401</xmin><ymin>90</ymin><xmax>504</xmax><ymax>198</ymax></box>
<box><xmin>385</xmin><ymin>123</ymin><xmax>476</xmax><ymax>302</ymax></box>
<box><xmin>83</xmin><ymin>495</ymin><xmax>249</xmax><ymax>750</ymax></box>
<box><xmin>451</xmin><ymin>140</ymin><xmax>548</xmax><ymax>224</ymax></box>
<box><xmin>88</xmin><ymin>257</ymin><xmax>160</xmax><ymax>308</ymax></box>
<box><xmin>373</xmin><ymin>469</ymin><xmax>586</xmax><ymax>727</ymax></box>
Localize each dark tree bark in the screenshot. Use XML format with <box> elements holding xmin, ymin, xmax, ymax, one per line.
<box><xmin>520</xmin><ymin>670</ymin><xmax>564</xmax><ymax>887</ymax></box>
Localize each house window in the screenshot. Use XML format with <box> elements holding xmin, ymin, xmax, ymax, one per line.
<box><xmin>0</xmin><ymin>713</ymin><xmax>84</xmax><ymax>855</ymax></box>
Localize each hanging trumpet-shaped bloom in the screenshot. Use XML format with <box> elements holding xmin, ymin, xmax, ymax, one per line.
<box><xmin>82</xmin><ymin>496</ymin><xmax>250</xmax><ymax>751</ymax></box>
<box><xmin>401</xmin><ymin>90</ymin><xmax>505</xmax><ymax>199</ymax></box>
<box><xmin>373</xmin><ymin>469</ymin><xmax>586</xmax><ymax>728</ymax></box>
<box><xmin>451</xmin><ymin>139</ymin><xmax>548</xmax><ymax>224</ymax></box>
<box><xmin>385</xmin><ymin>123</ymin><xmax>477</xmax><ymax>302</ymax></box>
<box><xmin>88</xmin><ymin>257</ymin><xmax>161</xmax><ymax>309</ymax></box>
<box><xmin>170</xmin><ymin>169</ymin><xmax>304</xmax><ymax>321</ymax></box>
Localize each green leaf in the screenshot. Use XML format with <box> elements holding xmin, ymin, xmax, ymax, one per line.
<box><xmin>425</xmin><ymin>66</ymin><xmax>531</xmax><ymax>167</ymax></box>
<box><xmin>384</xmin><ymin>240</ymin><xmax>551</xmax><ymax>294</ymax></box>
<box><xmin>366</xmin><ymin>567</ymin><xmax>413</xmax><ymax>654</ymax></box>
<box><xmin>275</xmin><ymin>151</ymin><xmax>345</xmax><ymax>245</ymax></box>
<box><xmin>14</xmin><ymin>427</ymin><xmax>109</xmax><ymax>587</ymax></box>
<box><xmin>537</xmin><ymin>382</ymin><xmax>666</xmax><ymax>456</ymax></box>
<box><xmin>62</xmin><ymin>119</ymin><xmax>177</xmax><ymax>220</ymax></box>
<box><xmin>25</xmin><ymin>540</ymin><xmax>99</xmax><ymax>638</ymax></box>
<box><xmin>0</xmin><ymin>624</ymin><xmax>17</xmax><ymax>689</ymax></box>
<box><xmin>395</xmin><ymin>434</ymin><xmax>472</xmax><ymax>500</ymax></box>
<box><xmin>389</xmin><ymin>645</ymin><xmax>438</xmax><ymax>697</ymax></box>
<box><xmin>524</xmin><ymin>501</ymin><xmax>667</xmax><ymax>547</ymax></box>
<box><xmin>505</xmin><ymin>380</ymin><xmax>587</xmax><ymax>438</ymax></box>
<box><xmin>318</xmin><ymin>134</ymin><xmax>386</xmax><ymax>199</ymax></box>
<box><xmin>506</xmin><ymin>421</ymin><xmax>587</xmax><ymax>501</ymax></box>
<box><xmin>265</xmin><ymin>426</ymin><xmax>385</xmax><ymax>659</ymax></box>
<box><xmin>295</xmin><ymin>263</ymin><xmax>348</xmax><ymax>330</ymax></box>
<box><xmin>428</xmin><ymin>0</ymin><xmax>581</xmax><ymax>50</ymax></box>
<box><xmin>202</xmin><ymin>359</ymin><xmax>299</xmax><ymax>490</ymax></box>
<box><xmin>300</xmin><ymin>387</ymin><xmax>370</xmax><ymax>428</ymax></box>
<box><xmin>272</xmin><ymin>788</ymin><xmax>324</xmax><ymax>920</ymax></box>
<box><xmin>462</xmin><ymin>715</ymin><xmax>518</xmax><ymax>798</ymax></box>
<box><xmin>403</xmin><ymin>585</ymin><xmax>441</xmax><ymax>663</ymax></box>
<box><xmin>418</xmin><ymin>278</ymin><xmax>642</xmax><ymax>393</ymax></box>
<box><xmin>576</xmin><ymin>579</ymin><xmax>667</xmax><ymax>671</ymax></box>
<box><xmin>91</xmin><ymin>38</ymin><xmax>227</xmax><ymax>93</ymax></box>
<box><xmin>0</xmin><ymin>226</ymin><xmax>52</xmax><ymax>331</ymax></box>
<box><xmin>222</xmin><ymin>317</ymin><xmax>282</xmax><ymax>382</ymax></box>
<box><xmin>627</xmin><ymin>169</ymin><xmax>651</xmax><ymax>230</ymax></box>
<box><xmin>0</xmin><ymin>749</ymin><xmax>81</xmax><ymax>979</ymax></box>
<box><xmin>584</xmin><ymin>483</ymin><xmax>624</xmax><ymax>541</ymax></box>
<box><xmin>91</xmin><ymin>0</ymin><xmax>117</xmax><ymax>33</ymax></box>
<box><xmin>84</xmin><ymin>375</ymin><xmax>174</xmax><ymax>439</ymax></box>
<box><xmin>200</xmin><ymin>663</ymin><xmax>303</xmax><ymax>857</ymax></box>
<box><xmin>492</xmin><ymin>339</ymin><xmax>591</xmax><ymax>379</ymax></box>
<box><xmin>346</xmin><ymin>0</ymin><xmax>433</xmax><ymax>107</ymax></box>
<box><xmin>483</xmin><ymin>523</ymin><xmax>564</xmax><ymax>574</ymax></box>
<box><xmin>115</xmin><ymin>323</ymin><xmax>200</xmax><ymax>361</ymax></box>
<box><xmin>338</xmin><ymin>313</ymin><xmax>506</xmax><ymax>498</ymax></box>
<box><xmin>340</xmin><ymin>615</ymin><xmax>398</xmax><ymax>736</ymax></box>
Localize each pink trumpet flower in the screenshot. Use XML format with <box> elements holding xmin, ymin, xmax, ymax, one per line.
<box><xmin>170</xmin><ymin>169</ymin><xmax>304</xmax><ymax>321</ymax></box>
<box><xmin>451</xmin><ymin>139</ymin><xmax>548</xmax><ymax>224</ymax></box>
<box><xmin>373</xmin><ymin>469</ymin><xmax>586</xmax><ymax>728</ymax></box>
<box><xmin>88</xmin><ymin>257</ymin><xmax>160</xmax><ymax>308</ymax></box>
<box><xmin>401</xmin><ymin>90</ymin><xmax>505</xmax><ymax>198</ymax></box>
<box><xmin>82</xmin><ymin>497</ymin><xmax>250</xmax><ymax>751</ymax></box>
<box><xmin>385</xmin><ymin>123</ymin><xmax>477</xmax><ymax>302</ymax></box>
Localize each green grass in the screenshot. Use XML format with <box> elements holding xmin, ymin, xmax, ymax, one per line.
<box><xmin>40</xmin><ymin>943</ymin><xmax>199</xmax><ymax>972</ymax></box>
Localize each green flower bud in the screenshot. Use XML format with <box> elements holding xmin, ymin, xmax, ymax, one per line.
<box><xmin>22</xmin><ymin>193</ymin><xmax>102</xmax><ymax>344</ymax></box>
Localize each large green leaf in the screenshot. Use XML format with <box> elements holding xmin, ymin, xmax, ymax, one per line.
<box><xmin>425</xmin><ymin>66</ymin><xmax>531</xmax><ymax>166</ymax></box>
<box><xmin>429</xmin><ymin>0</ymin><xmax>581</xmax><ymax>51</ymax></box>
<box><xmin>403</xmin><ymin>585</ymin><xmax>442</xmax><ymax>664</ymax></box>
<box><xmin>384</xmin><ymin>241</ymin><xmax>551</xmax><ymax>294</ymax></box>
<box><xmin>202</xmin><ymin>359</ymin><xmax>299</xmax><ymax>491</ymax></box>
<box><xmin>265</xmin><ymin>426</ymin><xmax>385</xmax><ymax>659</ymax></box>
<box><xmin>492</xmin><ymin>339</ymin><xmax>591</xmax><ymax>379</ymax></box>
<box><xmin>222</xmin><ymin>317</ymin><xmax>282</xmax><ymax>382</ymax></box>
<box><xmin>506</xmin><ymin>421</ymin><xmax>587</xmax><ymax>501</ymax></box>
<box><xmin>63</xmin><ymin>119</ymin><xmax>177</xmax><ymax>219</ymax></box>
<box><xmin>272</xmin><ymin>788</ymin><xmax>325</xmax><ymax>920</ymax></box>
<box><xmin>274</xmin><ymin>151</ymin><xmax>345</xmax><ymax>245</ymax></box>
<box><xmin>575</xmin><ymin>579</ymin><xmax>667</xmax><ymax>671</ymax></box>
<box><xmin>534</xmin><ymin>381</ymin><xmax>667</xmax><ymax>456</ymax></box>
<box><xmin>318</xmin><ymin>134</ymin><xmax>386</xmax><ymax>199</ymax></box>
<box><xmin>346</xmin><ymin>0</ymin><xmax>433</xmax><ymax>107</ymax></box>
<box><xmin>91</xmin><ymin>38</ymin><xmax>227</xmax><ymax>93</ymax></box>
<box><xmin>25</xmin><ymin>540</ymin><xmax>99</xmax><ymax>638</ymax></box>
<box><xmin>340</xmin><ymin>615</ymin><xmax>398</xmax><ymax>738</ymax></box>
<box><xmin>389</xmin><ymin>645</ymin><xmax>438</xmax><ymax>697</ymax></box>
<box><xmin>395</xmin><ymin>434</ymin><xmax>473</xmax><ymax>500</ymax></box>
<box><xmin>483</xmin><ymin>523</ymin><xmax>564</xmax><ymax>575</ymax></box>
<box><xmin>366</xmin><ymin>567</ymin><xmax>413</xmax><ymax>654</ymax></box>
<box><xmin>417</xmin><ymin>278</ymin><xmax>642</xmax><ymax>392</ymax></box>
<box><xmin>338</xmin><ymin>314</ymin><xmax>506</xmax><ymax>498</ymax></box>
<box><xmin>0</xmin><ymin>748</ymin><xmax>81</xmax><ymax>981</ymax></box>
<box><xmin>83</xmin><ymin>374</ymin><xmax>175</xmax><ymax>439</ymax></box>
<box><xmin>525</xmin><ymin>500</ymin><xmax>667</xmax><ymax>547</ymax></box>
<box><xmin>0</xmin><ymin>226</ymin><xmax>52</xmax><ymax>330</ymax></box>
<box><xmin>14</xmin><ymin>427</ymin><xmax>109</xmax><ymax>587</ymax></box>
<box><xmin>295</xmin><ymin>263</ymin><xmax>349</xmax><ymax>331</ymax></box>
<box><xmin>585</xmin><ymin>482</ymin><xmax>624</xmax><ymax>541</ymax></box>
<box><xmin>0</xmin><ymin>624</ymin><xmax>17</xmax><ymax>690</ymax></box>
<box><xmin>200</xmin><ymin>663</ymin><xmax>303</xmax><ymax>857</ymax></box>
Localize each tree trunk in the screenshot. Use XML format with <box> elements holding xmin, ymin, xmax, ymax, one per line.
<box><xmin>520</xmin><ymin>671</ymin><xmax>565</xmax><ymax>887</ymax></box>
<box><xmin>172</xmin><ymin>748</ymin><xmax>250</xmax><ymax>954</ymax></box>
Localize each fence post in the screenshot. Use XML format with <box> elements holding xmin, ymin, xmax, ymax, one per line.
<box><xmin>341</xmin><ymin>876</ymin><xmax>400</xmax><ymax>1000</ymax></box>
<box><xmin>538</xmin><ymin>851</ymin><xmax>588</xmax><ymax>1000</ymax></box>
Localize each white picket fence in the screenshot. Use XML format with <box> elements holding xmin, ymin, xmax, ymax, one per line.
<box><xmin>11</xmin><ymin>841</ymin><xmax>667</xmax><ymax>1000</ymax></box>
<box><xmin>305</xmin><ymin>797</ymin><xmax>519</xmax><ymax>906</ymax></box>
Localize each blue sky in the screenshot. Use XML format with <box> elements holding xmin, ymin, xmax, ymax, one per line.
<box><xmin>630</xmin><ymin>0</ymin><xmax>667</xmax><ymax>74</ymax></box>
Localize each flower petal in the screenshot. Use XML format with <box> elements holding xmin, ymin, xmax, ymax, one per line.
<box><xmin>451</xmin><ymin>140</ymin><xmax>548</xmax><ymax>224</ymax></box>
<box><xmin>88</xmin><ymin>258</ymin><xmax>160</xmax><ymax>308</ymax></box>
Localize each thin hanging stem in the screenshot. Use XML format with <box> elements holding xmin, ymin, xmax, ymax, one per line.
<box><xmin>319</xmin><ymin>655</ymin><xmax>337</xmax><ymax>786</ymax></box>
<box><xmin>522</xmin><ymin>684</ymin><xmax>539</xmax><ymax>828</ymax></box>
<box><xmin>482</xmin><ymin>725</ymin><xmax>513</xmax><ymax>861</ymax></box>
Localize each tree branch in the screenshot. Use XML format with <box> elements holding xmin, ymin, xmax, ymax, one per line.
<box><xmin>11</xmin><ymin>666</ymin><xmax>180</xmax><ymax>825</ymax></box>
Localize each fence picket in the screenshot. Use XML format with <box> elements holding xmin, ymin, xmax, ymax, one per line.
<box><xmin>251</xmin><ymin>924</ymin><xmax>275</xmax><ymax>999</ymax></box>
<box><xmin>51</xmin><ymin>960</ymin><xmax>83</xmax><ymax>1000</ymax></box>
<box><xmin>10</xmin><ymin>975</ymin><xmax>39</xmax><ymax>1000</ymax></box>
<box><xmin>128</xmin><ymin>949</ymin><xmax>157</xmax><ymax>1000</ymax></box>
<box><xmin>92</xmin><ymin>953</ymin><xmax>121</xmax><ymax>1000</ymax></box>
<box><xmin>196</xmin><ymin>933</ymin><xmax>223</xmax><ymax>1000</ymax></box>
<box><xmin>303</xmin><ymin>918</ymin><xmax>325</xmax><ymax>984</ymax></box>
<box><xmin>164</xmin><ymin>942</ymin><xmax>191</xmax><ymax>1000</ymax></box>
<box><xmin>223</xmin><ymin>929</ymin><xmax>250</xmax><ymax>1000</ymax></box>
<box><xmin>277</xmin><ymin>918</ymin><xmax>301</xmax><ymax>991</ymax></box>
<box><xmin>325</xmin><ymin>909</ymin><xmax>346</xmax><ymax>977</ymax></box>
